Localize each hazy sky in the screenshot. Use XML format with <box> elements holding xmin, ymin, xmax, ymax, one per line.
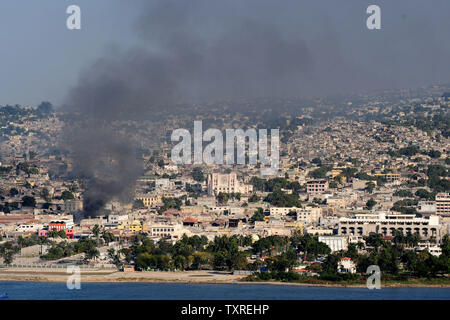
<box><xmin>1</xmin><ymin>0</ymin><xmax>449</xmax><ymax>106</ymax></box>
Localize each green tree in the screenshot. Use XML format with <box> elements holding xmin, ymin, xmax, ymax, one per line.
<box><xmin>92</xmin><ymin>224</ymin><xmax>101</xmax><ymax>246</ymax></box>
<box><xmin>192</xmin><ymin>167</ymin><xmax>205</xmax><ymax>182</ymax></box>
<box><xmin>0</xmin><ymin>241</ymin><xmax>20</xmax><ymax>265</ymax></box>
<box><xmin>58</xmin><ymin>229</ymin><xmax>67</xmax><ymax>239</ymax></box>
<box><xmin>251</xmin><ymin>208</ymin><xmax>265</xmax><ymax>223</ymax></box>
<box><xmin>217</xmin><ymin>192</ymin><xmax>229</xmax><ymax>205</ymax></box>
<box><xmin>48</xmin><ymin>228</ymin><xmax>59</xmax><ymax>238</ymax></box>
<box><xmin>85</xmin><ymin>247</ymin><xmax>100</xmax><ymax>262</ymax></box>
<box><xmin>61</xmin><ymin>190</ymin><xmax>75</xmax><ymax>201</ymax></box>
<box><xmin>22</xmin><ymin>195</ymin><xmax>36</xmax><ymax>207</ymax></box>
<box><xmin>366</xmin><ymin>198</ymin><xmax>376</xmax><ymax>210</ymax></box>
<box><xmin>365</xmin><ymin>182</ymin><xmax>376</xmax><ymax>194</ymax></box>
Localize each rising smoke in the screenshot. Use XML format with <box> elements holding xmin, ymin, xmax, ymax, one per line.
<box><xmin>62</xmin><ymin>0</ymin><xmax>322</xmax><ymax>217</ymax></box>
<box><xmin>62</xmin><ymin>0</ymin><xmax>450</xmax><ymax>217</ymax></box>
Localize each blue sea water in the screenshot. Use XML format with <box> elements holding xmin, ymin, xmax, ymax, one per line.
<box><xmin>0</xmin><ymin>282</ymin><xmax>449</xmax><ymax>300</ymax></box>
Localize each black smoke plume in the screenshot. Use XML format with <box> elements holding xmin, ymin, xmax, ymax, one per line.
<box><xmin>62</xmin><ymin>0</ymin><xmax>321</xmax><ymax>217</ymax></box>
<box><xmin>64</xmin><ymin>0</ymin><xmax>450</xmax><ymax>217</ymax></box>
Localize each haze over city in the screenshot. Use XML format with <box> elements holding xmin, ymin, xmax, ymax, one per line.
<box><xmin>0</xmin><ymin>0</ymin><xmax>449</xmax><ymax>305</ymax></box>
<box><xmin>0</xmin><ymin>0</ymin><xmax>449</xmax><ymax>106</ymax></box>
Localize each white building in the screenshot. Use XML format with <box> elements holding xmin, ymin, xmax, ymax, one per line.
<box><xmin>297</xmin><ymin>207</ymin><xmax>322</xmax><ymax>224</ymax></box>
<box><xmin>415</xmin><ymin>243</ymin><xmax>442</xmax><ymax>256</ymax></box>
<box><xmin>338</xmin><ymin>212</ymin><xmax>443</xmax><ymax>241</ymax></box>
<box><xmin>148</xmin><ymin>224</ymin><xmax>192</xmax><ymax>241</ymax></box>
<box><xmin>268</xmin><ymin>206</ymin><xmax>322</xmax><ymax>224</ymax></box>
<box><xmin>208</xmin><ymin>173</ymin><xmax>240</xmax><ymax>195</ymax></box>
<box><xmin>108</xmin><ymin>214</ymin><xmax>129</xmax><ymax>224</ymax></box>
<box><xmin>207</xmin><ymin>172</ymin><xmax>253</xmax><ymax>195</ymax></box>
<box><xmin>417</xmin><ymin>201</ymin><xmax>436</xmax><ymax>215</ymax></box>
<box><xmin>269</xmin><ymin>207</ymin><xmax>300</xmax><ymax>217</ymax></box>
<box><xmin>318</xmin><ymin>236</ymin><xmax>348</xmax><ymax>252</ymax></box>
<box><xmin>337</xmin><ymin>257</ymin><xmax>356</xmax><ymax>273</ymax></box>
<box><xmin>15</xmin><ymin>223</ymin><xmax>44</xmax><ymax>233</ymax></box>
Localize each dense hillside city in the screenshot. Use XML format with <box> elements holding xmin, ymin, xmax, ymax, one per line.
<box><xmin>0</xmin><ymin>85</ymin><xmax>449</xmax><ymax>285</ymax></box>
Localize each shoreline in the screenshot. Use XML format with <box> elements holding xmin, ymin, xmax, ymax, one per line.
<box><xmin>0</xmin><ymin>270</ymin><xmax>449</xmax><ymax>288</ymax></box>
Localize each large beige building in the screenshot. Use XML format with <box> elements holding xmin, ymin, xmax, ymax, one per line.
<box><xmin>134</xmin><ymin>194</ymin><xmax>163</xmax><ymax>208</ymax></box>
<box><xmin>208</xmin><ymin>172</ymin><xmax>240</xmax><ymax>195</ymax></box>
<box><xmin>64</xmin><ymin>199</ymin><xmax>83</xmax><ymax>212</ymax></box>
<box><xmin>338</xmin><ymin>212</ymin><xmax>442</xmax><ymax>241</ymax></box>
<box><xmin>269</xmin><ymin>207</ymin><xmax>321</xmax><ymax>223</ymax></box>
<box><xmin>207</xmin><ymin>172</ymin><xmax>253</xmax><ymax>195</ymax></box>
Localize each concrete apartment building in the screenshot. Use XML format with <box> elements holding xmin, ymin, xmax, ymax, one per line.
<box><xmin>64</xmin><ymin>199</ymin><xmax>83</xmax><ymax>212</ymax></box>
<box><xmin>436</xmin><ymin>193</ymin><xmax>450</xmax><ymax>216</ymax></box>
<box><xmin>373</xmin><ymin>173</ymin><xmax>400</xmax><ymax>182</ymax></box>
<box><xmin>338</xmin><ymin>212</ymin><xmax>442</xmax><ymax>241</ymax></box>
<box><xmin>155</xmin><ymin>178</ymin><xmax>175</xmax><ymax>191</ymax></box>
<box><xmin>269</xmin><ymin>207</ymin><xmax>321</xmax><ymax>224</ymax></box>
<box><xmin>306</xmin><ymin>180</ymin><xmax>328</xmax><ymax>195</ymax></box>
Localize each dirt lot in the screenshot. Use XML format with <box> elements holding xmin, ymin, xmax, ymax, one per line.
<box><xmin>0</xmin><ymin>269</ymin><xmax>244</xmax><ymax>283</ymax></box>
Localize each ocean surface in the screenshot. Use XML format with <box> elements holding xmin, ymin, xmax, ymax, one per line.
<box><xmin>0</xmin><ymin>282</ymin><xmax>449</xmax><ymax>300</ymax></box>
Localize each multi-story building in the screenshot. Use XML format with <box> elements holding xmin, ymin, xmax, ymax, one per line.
<box><xmin>337</xmin><ymin>257</ymin><xmax>356</xmax><ymax>273</ymax></box>
<box><xmin>417</xmin><ymin>201</ymin><xmax>436</xmax><ymax>215</ymax></box>
<box><xmin>269</xmin><ymin>206</ymin><xmax>321</xmax><ymax>223</ymax></box>
<box><xmin>207</xmin><ymin>172</ymin><xmax>240</xmax><ymax>195</ymax></box>
<box><xmin>64</xmin><ymin>199</ymin><xmax>83</xmax><ymax>212</ymax></box>
<box><xmin>43</xmin><ymin>219</ymin><xmax>74</xmax><ymax>239</ymax></box>
<box><xmin>318</xmin><ymin>236</ymin><xmax>348</xmax><ymax>252</ymax></box>
<box><xmin>373</xmin><ymin>173</ymin><xmax>400</xmax><ymax>182</ymax></box>
<box><xmin>155</xmin><ymin>178</ymin><xmax>175</xmax><ymax>191</ymax></box>
<box><xmin>108</xmin><ymin>214</ymin><xmax>129</xmax><ymax>224</ymax></box>
<box><xmin>436</xmin><ymin>193</ymin><xmax>450</xmax><ymax>216</ymax></box>
<box><xmin>147</xmin><ymin>224</ymin><xmax>190</xmax><ymax>241</ymax></box>
<box><xmin>338</xmin><ymin>212</ymin><xmax>442</xmax><ymax>241</ymax></box>
<box><xmin>269</xmin><ymin>207</ymin><xmax>300</xmax><ymax>217</ymax></box>
<box><xmin>306</xmin><ymin>180</ymin><xmax>328</xmax><ymax>195</ymax></box>
<box><xmin>15</xmin><ymin>223</ymin><xmax>44</xmax><ymax>233</ymax></box>
<box><xmin>48</xmin><ymin>219</ymin><xmax>74</xmax><ymax>231</ymax></box>
<box><xmin>134</xmin><ymin>194</ymin><xmax>163</xmax><ymax>208</ymax></box>
<box><xmin>149</xmin><ymin>224</ymin><xmax>176</xmax><ymax>238</ymax></box>
<box><xmin>296</xmin><ymin>207</ymin><xmax>322</xmax><ymax>224</ymax></box>
<box><xmin>128</xmin><ymin>220</ymin><xmax>144</xmax><ymax>233</ymax></box>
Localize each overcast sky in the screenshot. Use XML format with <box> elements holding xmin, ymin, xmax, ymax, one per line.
<box><xmin>0</xmin><ymin>0</ymin><xmax>449</xmax><ymax>107</ymax></box>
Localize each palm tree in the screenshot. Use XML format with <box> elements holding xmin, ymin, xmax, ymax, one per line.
<box><xmin>17</xmin><ymin>236</ymin><xmax>25</xmax><ymax>249</ymax></box>
<box><xmin>92</xmin><ymin>224</ymin><xmax>101</xmax><ymax>245</ymax></box>
<box><xmin>107</xmin><ymin>248</ymin><xmax>121</xmax><ymax>266</ymax></box>
<box><xmin>85</xmin><ymin>247</ymin><xmax>100</xmax><ymax>262</ymax></box>
<box><xmin>0</xmin><ymin>242</ymin><xmax>20</xmax><ymax>265</ymax></box>
<box><xmin>406</xmin><ymin>233</ymin><xmax>420</xmax><ymax>247</ymax></box>
<box><xmin>102</xmin><ymin>230</ymin><xmax>111</xmax><ymax>245</ymax></box>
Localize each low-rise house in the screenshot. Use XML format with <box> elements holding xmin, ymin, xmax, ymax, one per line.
<box><xmin>337</xmin><ymin>257</ymin><xmax>356</xmax><ymax>273</ymax></box>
